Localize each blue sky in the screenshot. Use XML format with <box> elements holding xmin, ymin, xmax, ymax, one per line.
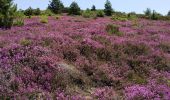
<box><xmin>14</xmin><ymin>0</ymin><xmax>170</xmax><ymax>15</ymax></box>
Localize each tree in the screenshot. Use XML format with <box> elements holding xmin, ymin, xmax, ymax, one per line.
<box><xmin>48</xmin><ymin>0</ymin><xmax>64</xmax><ymax>14</ymax></box>
<box><xmin>34</xmin><ymin>8</ymin><xmax>41</xmax><ymax>15</ymax></box>
<box><xmin>0</xmin><ymin>0</ymin><xmax>17</xmax><ymax>29</ymax></box>
<box><xmin>167</xmin><ymin>11</ymin><xmax>170</xmax><ymax>16</ymax></box>
<box><xmin>151</xmin><ymin>10</ymin><xmax>159</xmax><ymax>20</ymax></box>
<box><xmin>24</xmin><ymin>7</ymin><xmax>34</xmax><ymax>16</ymax></box>
<box><xmin>69</xmin><ymin>1</ymin><xmax>81</xmax><ymax>15</ymax></box>
<box><xmin>144</xmin><ymin>8</ymin><xmax>151</xmax><ymax>16</ymax></box>
<box><xmin>91</xmin><ymin>5</ymin><xmax>96</xmax><ymax>11</ymax></box>
<box><xmin>104</xmin><ymin>0</ymin><xmax>113</xmax><ymax>16</ymax></box>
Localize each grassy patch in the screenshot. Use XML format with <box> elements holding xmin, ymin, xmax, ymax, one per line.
<box><xmin>105</xmin><ymin>24</ymin><xmax>123</xmax><ymax>36</ymax></box>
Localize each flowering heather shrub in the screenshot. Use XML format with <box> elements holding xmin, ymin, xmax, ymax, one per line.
<box><xmin>159</xmin><ymin>42</ymin><xmax>170</xmax><ymax>53</ymax></box>
<box><xmin>92</xmin><ymin>87</ymin><xmax>121</xmax><ymax>99</ymax></box>
<box><xmin>96</xmin><ymin>48</ymin><xmax>112</xmax><ymax>61</ymax></box>
<box><xmin>153</xmin><ymin>55</ymin><xmax>170</xmax><ymax>72</ymax></box>
<box><xmin>0</xmin><ymin>16</ymin><xmax>170</xmax><ymax>99</ymax></box>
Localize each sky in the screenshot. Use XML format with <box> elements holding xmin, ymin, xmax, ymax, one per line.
<box><xmin>14</xmin><ymin>0</ymin><xmax>170</xmax><ymax>15</ymax></box>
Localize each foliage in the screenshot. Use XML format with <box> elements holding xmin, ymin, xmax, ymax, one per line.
<box><xmin>42</xmin><ymin>9</ymin><xmax>54</xmax><ymax>16</ymax></box>
<box><xmin>104</xmin><ymin>0</ymin><xmax>113</xmax><ymax>16</ymax></box>
<box><xmin>68</xmin><ymin>1</ymin><xmax>81</xmax><ymax>15</ymax></box>
<box><xmin>20</xmin><ymin>38</ymin><xmax>32</xmax><ymax>46</ymax></box>
<box><xmin>55</xmin><ymin>15</ymin><xmax>60</xmax><ymax>19</ymax></box>
<box><xmin>150</xmin><ymin>10</ymin><xmax>159</xmax><ymax>20</ymax></box>
<box><xmin>13</xmin><ymin>19</ymin><xmax>24</xmax><ymax>26</ymax></box>
<box><xmin>91</xmin><ymin>5</ymin><xmax>96</xmax><ymax>11</ymax></box>
<box><xmin>40</xmin><ymin>16</ymin><xmax>48</xmax><ymax>23</ymax></box>
<box><xmin>167</xmin><ymin>11</ymin><xmax>170</xmax><ymax>16</ymax></box>
<box><xmin>105</xmin><ymin>24</ymin><xmax>123</xmax><ymax>36</ymax></box>
<box><xmin>0</xmin><ymin>0</ymin><xmax>17</xmax><ymax>29</ymax></box>
<box><xmin>144</xmin><ymin>8</ymin><xmax>152</xmax><ymax>16</ymax></box>
<box><xmin>82</xmin><ymin>9</ymin><xmax>95</xmax><ymax>18</ymax></box>
<box><xmin>48</xmin><ymin>0</ymin><xmax>64</xmax><ymax>14</ymax></box>
<box><xmin>96</xmin><ymin>10</ymin><xmax>105</xmax><ymax>17</ymax></box>
<box><xmin>34</xmin><ymin>8</ymin><xmax>41</xmax><ymax>15</ymax></box>
<box><xmin>24</xmin><ymin>7</ymin><xmax>34</xmax><ymax>17</ymax></box>
<box><xmin>0</xmin><ymin>14</ymin><xmax>170</xmax><ymax>99</ymax></box>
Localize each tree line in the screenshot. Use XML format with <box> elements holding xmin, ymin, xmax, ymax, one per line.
<box><xmin>1</xmin><ymin>0</ymin><xmax>170</xmax><ymax>29</ymax></box>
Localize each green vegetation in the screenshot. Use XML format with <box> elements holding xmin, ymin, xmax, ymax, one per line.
<box><xmin>96</xmin><ymin>10</ymin><xmax>105</xmax><ymax>17</ymax></box>
<box><xmin>105</xmin><ymin>24</ymin><xmax>123</xmax><ymax>36</ymax></box>
<box><xmin>40</xmin><ymin>16</ymin><xmax>48</xmax><ymax>23</ymax></box>
<box><xmin>91</xmin><ymin>5</ymin><xmax>96</xmax><ymax>11</ymax></box>
<box><xmin>48</xmin><ymin>0</ymin><xmax>64</xmax><ymax>14</ymax></box>
<box><xmin>104</xmin><ymin>0</ymin><xmax>113</xmax><ymax>16</ymax></box>
<box><xmin>0</xmin><ymin>0</ymin><xmax>17</xmax><ymax>29</ymax></box>
<box><xmin>20</xmin><ymin>39</ymin><xmax>32</xmax><ymax>46</ymax></box>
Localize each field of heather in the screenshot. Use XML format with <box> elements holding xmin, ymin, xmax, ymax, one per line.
<box><xmin>0</xmin><ymin>16</ymin><xmax>170</xmax><ymax>99</ymax></box>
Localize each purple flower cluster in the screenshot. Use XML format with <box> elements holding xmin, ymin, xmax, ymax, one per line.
<box><xmin>0</xmin><ymin>16</ymin><xmax>170</xmax><ymax>99</ymax></box>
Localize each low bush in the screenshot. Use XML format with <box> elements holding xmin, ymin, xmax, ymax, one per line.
<box><xmin>42</xmin><ymin>9</ymin><xmax>54</xmax><ymax>16</ymax></box>
<box><xmin>79</xmin><ymin>45</ymin><xmax>94</xmax><ymax>58</ymax></box>
<box><xmin>96</xmin><ymin>48</ymin><xmax>112</xmax><ymax>61</ymax></box>
<box><xmin>82</xmin><ymin>10</ymin><xmax>91</xmax><ymax>18</ymax></box>
<box><xmin>105</xmin><ymin>24</ymin><xmax>123</xmax><ymax>36</ymax></box>
<box><xmin>111</xmin><ymin>14</ymin><xmax>128</xmax><ymax>21</ymax></box>
<box><xmin>63</xmin><ymin>51</ymin><xmax>77</xmax><ymax>62</ymax></box>
<box><xmin>127</xmin><ymin>59</ymin><xmax>149</xmax><ymax>76</ymax></box>
<box><xmin>124</xmin><ymin>43</ymin><xmax>150</xmax><ymax>56</ymax></box>
<box><xmin>20</xmin><ymin>39</ymin><xmax>32</xmax><ymax>46</ymax></box>
<box><xmin>55</xmin><ymin>15</ymin><xmax>60</xmax><ymax>19</ymax></box>
<box><xmin>153</xmin><ymin>55</ymin><xmax>170</xmax><ymax>72</ymax></box>
<box><xmin>40</xmin><ymin>16</ymin><xmax>48</xmax><ymax>23</ymax></box>
<box><xmin>96</xmin><ymin>10</ymin><xmax>105</xmax><ymax>17</ymax></box>
<box><xmin>13</xmin><ymin>19</ymin><xmax>24</xmax><ymax>26</ymax></box>
<box><xmin>159</xmin><ymin>42</ymin><xmax>170</xmax><ymax>53</ymax></box>
<box><xmin>127</xmin><ymin>71</ymin><xmax>147</xmax><ymax>84</ymax></box>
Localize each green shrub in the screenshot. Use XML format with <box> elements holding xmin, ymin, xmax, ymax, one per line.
<box><xmin>96</xmin><ymin>10</ymin><xmax>105</xmax><ymax>17</ymax></box>
<box><xmin>69</xmin><ymin>1</ymin><xmax>81</xmax><ymax>15</ymax></box>
<box><xmin>0</xmin><ymin>0</ymin><xmax>17</xmax><ymax>29</ymax></box>
<box><xmin>13</xmin><ymin>19</ymin><xmax>24</xmax><ymax>26</ymax></box>
<box><xmin>105</xmin><ymin>24</ymin><xmax>123</xmax><ymax>36</ymax></box>
<box><xmin>111</xmin><ymin>13</ymin><xmax>129</xmax><ymax>21</ymax></box>
<box><xmin>42</xmin><ymin>9</ymin><xmax>54</xmax><ymax>16</ymax></box>
<box><xmin>13</xmin><ymin>11</ymin><xmax>25</xmax><ymax>26</ymax></box>
<box><xmin>24</xmin><ymin>7</ymin><xmax>34</xmax><ymax>17</ymax></box>
<box><xmin>20</xmin><ymin>39</ymin><xmax>32</xmax><ymax>46</ymax></box>
<box><xmin>40</xmin><ymin>16</ymin><xmax>48</xmax><ymax>23</ymax></box>
<box><xmin>82</xmin><ymin>10</ymin><xmax>91</xmax><ymax>18</ymax></box>
<box><xmin>34</xmin><ymin>8</ymin><xmax>41</xmax><ymax>15</ymax></box>
<box><xmin>55</xmin><ymin>15</ymin><xmax>60</xmax><ymax>19</ymax></box>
